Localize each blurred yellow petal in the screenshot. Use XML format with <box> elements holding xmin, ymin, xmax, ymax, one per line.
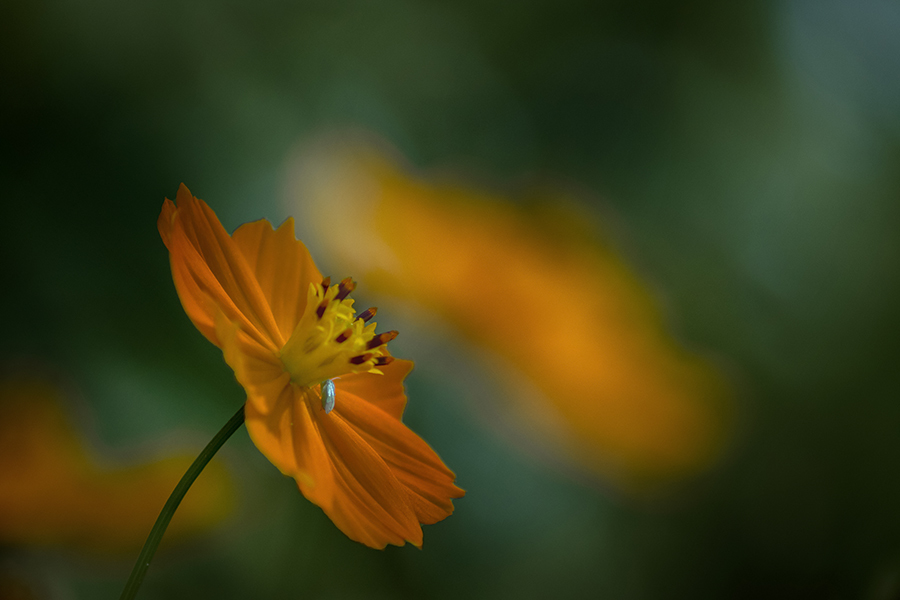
<box><xmin>0</xmin><ymin>379</ymin><xmax>232</xmax><ymax>553</ymax></box>
<box><xmin>160</xmin><ymin>187</ymin><xmax>463</xmax><ymax>548</ymax></box>
<box><xmin>287</xmin><ymin>137</ymin><xmax>734</xmax><ymax>490</ymax></box>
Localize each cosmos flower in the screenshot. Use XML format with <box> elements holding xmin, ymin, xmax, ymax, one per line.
<box><xmin>0</xmin><ymin>378</ymin><xmax>230</xmax><ymax>552</ymax></box>
<box><xmin>158</xmin><ymin>184</ymin><xmax>462</xmax><ymax>548</ymax></box>
<box><xmin>287</xmin><ymin>137</ymin><xmax>734</xmax><ymax>491</ymax></box>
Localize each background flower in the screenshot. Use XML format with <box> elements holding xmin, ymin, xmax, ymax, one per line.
<box><xmin>287</xmin><ymin>136</ymin><xmax>734</xmax><ymax>490</ymax></box>
<box><xmin>0</xmin><ymin>377</ymin><xmax>232</xmax><ymax>552</ymax></box>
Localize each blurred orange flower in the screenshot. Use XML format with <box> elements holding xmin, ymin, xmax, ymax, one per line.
<box><xmin>0</xmin><ymin>378</ymin><xmax>231</xmax><ymax>552</ymax></box>
<box><xmin>158</xmin><ymin>184</ymin><xmax>463</xmax><ymax>549</ymax></box>
<box><xmin>288</xmin><ymin>138</ymin><xmax>734</xmax><ymax>491</ymax></box>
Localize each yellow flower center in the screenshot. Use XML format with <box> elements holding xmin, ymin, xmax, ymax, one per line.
<box><xmin>278</xmin><ymin>277</ymin><xmax>396</xmax><ymax>390</ymax></box>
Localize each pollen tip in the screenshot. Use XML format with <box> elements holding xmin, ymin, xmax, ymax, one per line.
<box><xmin>374</xmin><ymin>356</ymin><xmax>394</xmax><ymax>366</ymax></box>
<box><xmin>315</xmin><ymin>300</ymin><xmax>328</xmax><ymax>319</ymax></box>
<box><xmin>367</xmin><ymin>330</ymin><xmax>398</xmax><ymax>350</ymax></box>
<box><xmin>335</xmin><ymin>328</ymin><xmax>352</xmax><ymax>343</ymax></box>
<box><xmin>320</xmin><ymin>277</ymin><xmax>331</xmax><ymax>292</ymax></box>
<box><xmin>350</xmin><ymin>353</ymin><xmax>373</xmax><ymax>365</ymax></box>
<box><xmin>358</xmin><ymin>307</ymin><xmax>378</xmax><ymax>322</ymax></box>
<box><xmin>335</xmin><ymin>277</ymin><xmax>357</xmax><ymax>301</ymax></box>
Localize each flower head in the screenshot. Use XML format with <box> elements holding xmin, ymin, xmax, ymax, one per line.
<box><xmin>158</xmin><ymin>184</ymin><xmax>463</xmax><ymax>548</ymax></box>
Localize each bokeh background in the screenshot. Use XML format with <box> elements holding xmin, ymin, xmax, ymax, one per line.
<box><xmin>2</xmin><ymin>0</ymin><xmax>900</xmax><ymax>598</ymax></box>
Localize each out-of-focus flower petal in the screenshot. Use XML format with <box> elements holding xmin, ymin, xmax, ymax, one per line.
<box><xmin>287</xmin><ymin>137</ymin><xmax>734</xmax><ymax>490</ymax></box>
<box><xmin>0</xmin><ymin>379</ymin><xmax>232</xmax><ymax>553</ymax></box>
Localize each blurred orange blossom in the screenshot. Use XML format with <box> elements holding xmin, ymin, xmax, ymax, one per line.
<box><xmin>0</xmin><ymin>378</ymin><xmax>231</xmax><ymax>552</ymax></box>
<box><xmin>158</xmin><ymin>185</ymin><xmax>463</xmax><ymax>548</ymax></box>
<box><xmin>286</xmin><ymin>137</ymin><xmax>734</xmax><ymax>491</ymax></box>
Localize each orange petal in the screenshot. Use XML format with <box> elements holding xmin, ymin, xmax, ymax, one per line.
<box><xmin>214</xmin><ymin>309</ymin><xmax>290</xmax><ymax>418</ymax></box>
<box><xmin>158</xmin><ymin>184</ymin><xmax>284</xmax><ymax>351</ymax></box>
<box><xmin>231</xmin><ymin>218</ymin><xmax>323</xmax><ymax>342</ymax></box>
<box><xmin>335</xmin><ymin>383</ymin><xmax>464</xmax><ymax>526</ymax></box>
<box><xmin>334</xmin><ymin>357</ymin><xmax>414</xmax><ymax>421</ymax></box>
<box><xmin>314</xmin><ymin>407</ymin><xmax>424</xmax><ymax>548</ymax></box>
<box><xmin>244</xmin><ymin>382</ymin><xmax>424</xmax><ymax>548</ymax></box>
<box><xmin>243</xmin><ymin>383</ymin><xmax>335</xmax><ymax>491</ymax></box>
<box><xmin>216</xmin><ymin>309</ymin><xmax>336</xmax><ymax>494</ymax></box>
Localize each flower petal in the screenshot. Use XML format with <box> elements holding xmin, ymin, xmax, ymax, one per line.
<box><xmin>333</xmin><ymin>357</ymin><xmax>414</xmax><ymax>421</ymax></box>
<box><xmin>213</xmin><ymin>310</ymin><xmax>290</xmax><ymax>418</ymax></box>
<box><xmin>334</xmin><ymin>385</ymin><xmax>464</xmax><ymax>526</ymax></box>
<box><xmin>231</xmin><ymin>218</ymin><xmax>323</xmax><ymax>342</ymax></box>
<box><xmin>244</xmin><ymin>382</ymin><xmax>424</xmax><ymax>548</ymax></box>
<box><xmin>158</xmin><ymin>184</ymin><xmax>284</xmax><ymax>351</ymax></box>
<box><xmin>243</xmin><ymin>382</ymin><xmax>335</xmax><ymax>493</ymax></box>
<box><xmin>313</xmin><ymin>409</ymin><xmax>424</xmax><ymax>548</ymax></box>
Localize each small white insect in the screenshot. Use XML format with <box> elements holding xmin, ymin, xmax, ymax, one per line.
<box><xmin>321</xmin><ymin>379</ymin><xmax>336</xmax><ymax>414</ymax></box>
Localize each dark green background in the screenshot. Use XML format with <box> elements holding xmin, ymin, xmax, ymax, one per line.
<box><xmin>2</xmin><ymin>0</ymin><xmax>900</xmax><ymax>598</ymax></box>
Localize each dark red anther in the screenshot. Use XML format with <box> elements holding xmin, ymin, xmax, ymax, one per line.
<box><xmin>335</xmin><ymin>328</ymin><xmax>352</xmax><ymax>343</ymax></box>
<box><xmin>320</xmin><ymin>277</ymin><xmax>331</xmax><ymax>293</ymax></box>
<box><xmin>366</xmin><ymin>330</ymin><xmax>398</xmax><ymax>350</ymax></box>
<box><xmin>335</xmin><ymin>277</ymin><xmax>356</xmax><ymax>301</ymax></box>
<box><xmin>315</xmin><ymin>299</ymin><xmax>328</xmax><ymax>319</ymax></box>
<box><xmin>374</xmin><ymin>356</ymin><xmax>394</xmax><ymax>367</ymax></box>
<box><xmin>358</xmin><ymin>307</ymin><xmax>377</xmax><ymax>323</ymax></box>
<box><xmin>350</xmin><ymin>353</ymin><xmax>373</xmax><ymax>365</ymax></box>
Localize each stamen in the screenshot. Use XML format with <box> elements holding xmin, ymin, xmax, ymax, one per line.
<box><xmin>366</xmin><ymin>330</ymin><xmax>398</xmax><ymax>350</ymax></box>
<box><xmin>335</xmin><ymin>277</ymin><xmax>356</xmax><ymax>301</ymax></box>
<box><xmin>349</xmin><ymin>353</ymin><xmax>373</xmax><ymax>365</ymax></box>
<box><xmin>315</xmin><ymin>299</ymin><xmax>328</xmax><ymax>319</ymax></box>
<box><xmin>280</xmin><ymin>276</ymin><xmax>398</xmax><ymax>388</ymax></box>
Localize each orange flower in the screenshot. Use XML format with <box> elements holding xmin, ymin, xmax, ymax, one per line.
<box><xmin>0</xmin><ymin>378</ymin><xmax>231</xmax><ymax>552</ymax></box>
<box><xmin>158</xmin><ymin>184</ymin><xmax>463</xmax><ymax>549</ymax></box>
<box><xmin>287</xmin><ymin>138</ymin><xmax>734</xmax><ymax>491</ymax></box>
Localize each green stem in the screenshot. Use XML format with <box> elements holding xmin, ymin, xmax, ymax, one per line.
<box><xmin>119</xmin><ymin>404</ymin><xmax>245</xmax><ymax>600</ymax></box>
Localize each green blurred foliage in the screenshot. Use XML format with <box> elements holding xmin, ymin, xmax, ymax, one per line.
<box><xmin>1</xmin><ymin>0</ymin><xmax>899</xmax><ymax>598</ymax></box>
